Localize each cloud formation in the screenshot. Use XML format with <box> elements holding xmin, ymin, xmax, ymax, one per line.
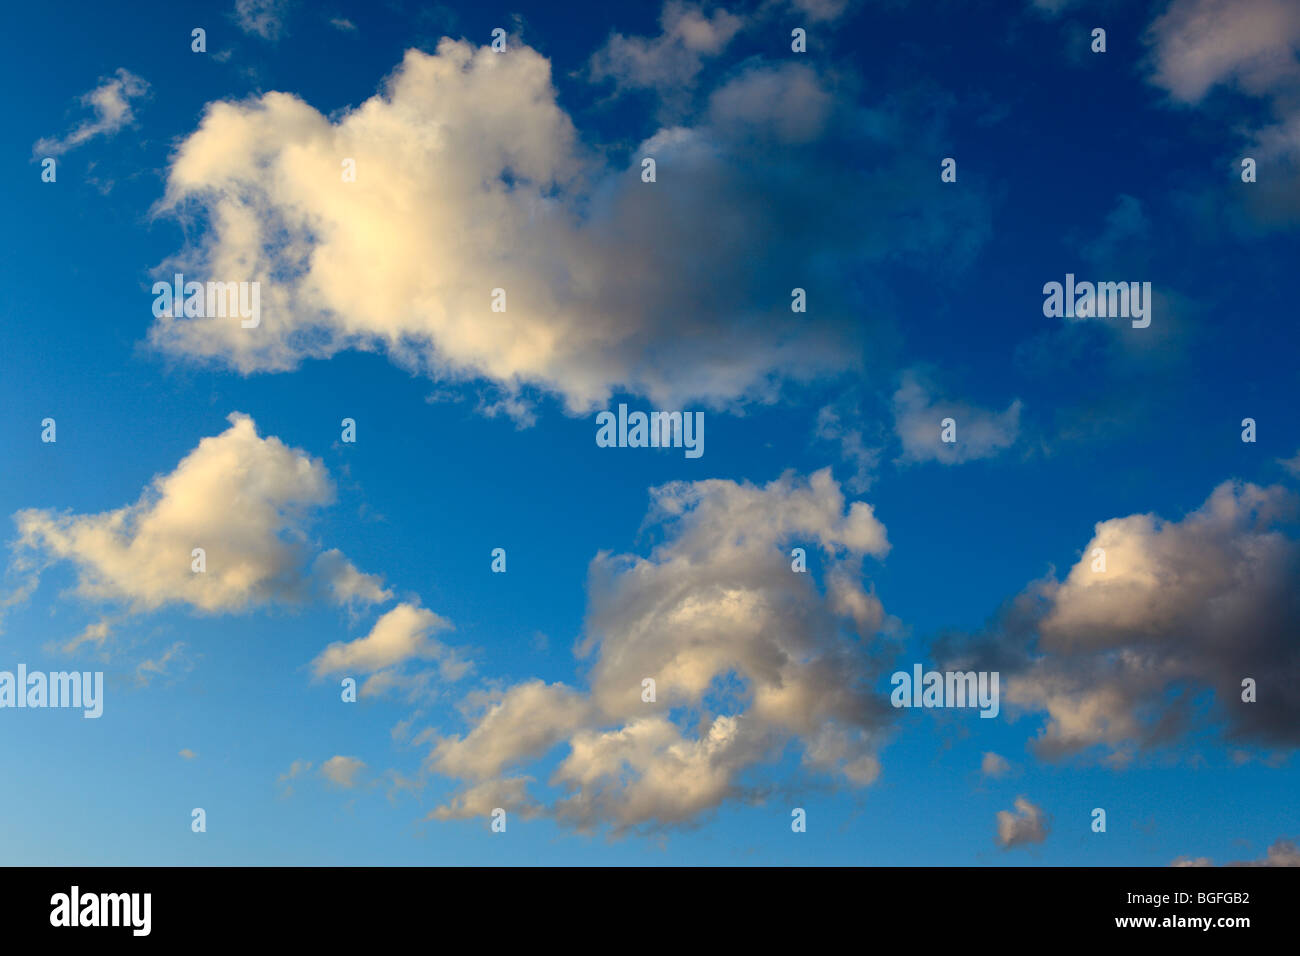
<box><xmin>33</xmin><ymin>68</ymin><xmax>148</xmax><ymax>157</ymax></box>
<box><xmin>427</xmin><ymin>468</ymin><xmax>897</xmax><ymax>831</ymax></box>
<box><xmin>589</xmin><ymin>2</ymin><xmax>743</xmax><ymax>97</ymax></box>
<box><xmin>995</xmin><ymin>796</ymin><xmax>1048</xmax><ymax>849</ymax></box>
<box><xmin>1145</xmin><ymin>0</ymin><xmax>1300</xmax><ymax>226</ymax></box>
<box><xmin>151</xmin><ymin>40</ymin><xmax>988</xmax><ymax>416</ymax></box>
<box><xmin>10</xmin><ymin>413</ymin><xmax>387</xmax><ymax>633</ymax></box>
<box><xmin>1145</xmin><ymin>0</ymin><xmax>1300</xmax><ymax>103</ymax></box>
<box><xmin>320</xmin><ymin>755</ymin><xmax>366</xmax><ymax>788</ymax></box>
<box><xmin>312</xmin><ymin>602</ymin><xmax>467</xmax><ymax>697</ymax></box>
<box><xmin>893</xmin><ymin>369</ymin><xmax>1021</xmax><ymax>465</ymax></box>
<box><xmin>981</xmin><ymin>751</ymin><xmax>1010</xmax><ymax>778</ymax></box>
<box><xmin>943</xmin><ymin>477</ymin><xmax>1300</xmax><ymax>762</ymax></box>
<box><xmin>234</xmin><ymin>0</ymin><xmax>290</xmax><ymax>40</ymax></box>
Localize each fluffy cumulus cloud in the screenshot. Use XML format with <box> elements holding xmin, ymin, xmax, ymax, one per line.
<box><xmin>995</xmin><ymin>796</ymin><xmax>1048</xmax><ymax>849</ymax></box>
<box><xmin>33</xmin><ymin>68</ymin><xmax>148</xmax><ymax>157</ymax></box>
<box><xmin>943</xmin><ymin>478</ymin><xmax>1300</xmax><ymax>762</ymax></box>
<box><xmin>9</xmin><ymin>413</ymin><xmax>387</xmax><ymax>630</ymax></box>
<box><xmin>892</xmin><ymin>369</ymin><xmax>1021</xmax><ymax>465</ymax></box>
<box><xmin>426</xmin><ymin>468</ymin><xmax>897</xmax><ymax>832</ymax></box>
<box><xmin>1145</xmin><ymin>0</ymin><xmax>1300</xmax><ymax>103</ymax></box>
<box><xmin>151</xmin><ymin>39</ymin><xmax>988</xmax><ymax>417</ymax></box>
<box><xmin>311</xmin><ymin>602</ymin><xmax>468</xmax><ymax>697</ymax></box>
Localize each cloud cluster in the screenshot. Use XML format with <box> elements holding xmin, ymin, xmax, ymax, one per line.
<box><xmin>152</xmin><ymin>40</ymin><xmax>987</xmax><ymax>416</ymax></box>
<box><xmin>427</xmin><ymin>468</ymin><xmax>896</xmax><ymax>831</ymax></box>
<box><xmin>944</xmin><ymin>477</ymin><xmax>1300</xmax><ymax>762</ymax></box>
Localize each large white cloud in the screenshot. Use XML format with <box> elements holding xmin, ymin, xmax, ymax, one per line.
<box><xmin>944</xmin><ymin>478</ymin><xmax>1300</xmax><ymax>761</ymax></box>
<box><xmin>10</xmin><ymin>412</ymin><xmax>388</xmax><ymax>624</ymax></box>
<box><xmin>427</xmin><ymin>468</ymin><xmax>897</xmax><ymax>831</ymax></box>
<box><xmin>151</xmin><ymin>40</ymin><xmax>987</xmax><ymax>416</ymax></box>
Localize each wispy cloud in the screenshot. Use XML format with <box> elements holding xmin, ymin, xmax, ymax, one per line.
<box><xmin>33</xmin><ymin>68</ymin><xmax>148</xmax><ymax>157</ymax></box>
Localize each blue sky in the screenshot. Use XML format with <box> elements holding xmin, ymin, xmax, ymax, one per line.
<box><xmin>2</xmin><ymin>0</ymin><xmax>1299</xmax><ymax>865</ymax></box>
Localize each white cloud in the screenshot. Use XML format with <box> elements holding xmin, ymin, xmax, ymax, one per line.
<box><xmin>320</xmin><ymin>755</ymin><xmax>366</xmax><ymax>787</ymax></box>
<box><xmin>277</xmin><ymin>758</ymin><xmax>312</xmax><ymax>794</ymax></box>
<box><xmin>312</xmin><ymin>549</ymin><xmax>392</xmax><ymax>609</ymax></box>
<box><xmin>893</xmin><ymin>369</ymin><xmax>1021</xmax><ymax>464</ymax></box>
<box><xmin>431</xmin><ymin>682</ymin><xmax>594</xmax><ymax>783</ymax></box>
<box><xmin>151</xmin><ymin>41</ymin><xmax>986</xmax><ymax>416</ymax></box>
<box><xmin>707</xmin><ymin>62</ymin><xmax>833</xmax><ymax>144</ymax></box>
<box><xmin>62</xmin><ymin>619</ymin><xmax>112</xmax><ymax>654</ymax></box>
<box><xmin>10</xmin><ymin>413</ymin><xmax>387</xmax><ymax>631</ymax></box>
<box><xmin>589</xmin><ymin>3</ymin><xmax>743</xmax><ymax>95</ymax></box>
<box><xmin>311</xmin><ymin>602</ymin><xmax>462</xmax><ymax>696</ymax></box>
<box><xmin>428</xmin><ymin>468</ymin><xmax>897</xmax><ymax>831</ymax></box>
<box><xmin>136</xmin><ymin>641</ymin><xmax>190</xmax><ymax>685</ymax></box>
<box><xmin>33</xmin><ymin>69</ymin><xmax>148</xmax><ymax>157</ymax></box>
<box><xmin>1145</xmin><ymin>0</ymin><xmax>1300</xmax><ymax>103</ymax></box>
<box><xmin>995</xmin><ymin>796</ymin><xmax>1048</xmax><ymax>849</ymax></box>
<box><xmin>1144</xmin><ymin>0</ymin><xmax>1300</xmax><ymax>227</ymax></box>
<box><xmin>981</xmin><ymin>751</ymin><xmax>1011</xmax><ymax>778</ymax></box>
<box><xmin>279</xmin><ymin>759</ymin><xmax>312</xmax><ymax>783</ymax></box>
<box><xmin>948</xmin><ymin>478</ymin><xmax>1300</xmax><ymax>760</ymax></box>
<box><xmin>427</xmin><ymin>777</ymin><xmax>538</xmax><ymax>821</ymax></box>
